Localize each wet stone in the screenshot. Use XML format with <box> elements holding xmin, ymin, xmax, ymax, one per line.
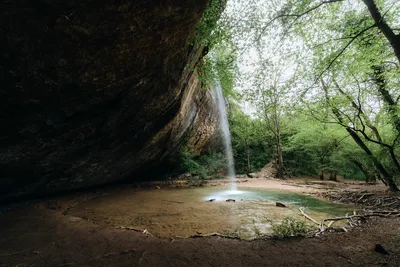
<box><xmin>276</xmin><ymin>202</ymin><xmax>287</xmax><ymax>208</ymax></box>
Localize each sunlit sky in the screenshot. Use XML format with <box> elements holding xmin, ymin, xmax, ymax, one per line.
<box><xmin>217</xmin><ymin>0</ymin><xmax>400</xmax><ymax>117</ymax></box>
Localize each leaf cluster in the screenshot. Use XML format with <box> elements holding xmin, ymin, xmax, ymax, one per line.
<box><xmin>271</xmin><ymin>217</ymin><xmax>309</xmax><ymax>238</ymax></box>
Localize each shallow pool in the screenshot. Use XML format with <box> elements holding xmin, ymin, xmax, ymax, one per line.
<box><xmin>70</xmin><ymin>186</ymin><xmax>355</xmax><ymax>239</ymax></box>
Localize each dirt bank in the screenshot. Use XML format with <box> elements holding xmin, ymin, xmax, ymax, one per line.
<box><xmin>0</xmin><ymin>178</ymin><xmax>399</xmax><ymax>267</ymax></box>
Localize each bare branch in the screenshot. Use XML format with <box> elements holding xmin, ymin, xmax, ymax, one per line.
<box><xmin>256</xmin><ymin>0</ymin><xmax>344</xmax><ymax>42</ymax></box>
<box><xmin>312</xmin><ymin>36</ymin><xmax>357</xmax><ymax>49</ymax></box>
<box><xmin>315</xmin><ymin>24</ymin><xmax>377</xmax><ymax>81</ymax></box>
<box><xmin>353</xmin><ymin>128</ymin><xmax>392</xmax><ymax>149</ymax></box>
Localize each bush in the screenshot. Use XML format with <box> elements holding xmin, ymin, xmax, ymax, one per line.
<box><xmin>180</xmin><ymin>149</ymin><xmax>226</xmax><ymax>179</ymax></box>
<box><xmin>191</xmin><ymin>0</ymin><xmax>228</xmax><ymax>47</ymax></box>
<box><xmin>271</xmin><ymin>217</ymin><xmax>308</xmax><ymax>238</ymax></box>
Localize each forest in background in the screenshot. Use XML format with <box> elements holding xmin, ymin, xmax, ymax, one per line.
<box><xmin>178</xmin><ymin>0</ymin><xmax>400</xmax><ymax>191</ymax></box>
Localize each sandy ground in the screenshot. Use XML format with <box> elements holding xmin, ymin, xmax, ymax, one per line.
<box><xmin>0</xmin><ymin>178</ymin><xmax>399</xmax><ymax>267</ymax></box>
<box><xmin>238</xmin><ymin>177</ymin><xmax>388</xmax><ymax>192</ymax></box>
<box><xmin>67</xmin><ymin>184</ymin><xmax>354</xmax><ymax>239</ymax></box>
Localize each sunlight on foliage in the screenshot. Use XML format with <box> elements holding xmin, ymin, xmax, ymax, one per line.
<box><xmin>188</xmin><ymin>0</ymin><xmax>400</xmax><ymax>190</ymax></box>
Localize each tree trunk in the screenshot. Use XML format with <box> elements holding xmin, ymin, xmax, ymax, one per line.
<box><xmin>389</xmin><ymin>148</ymin><xmax>400</xmax><ymax>173</ymax></box>
<box><xmin>372</xmin><ymin>66</ymin><xmax>400</xmax><ymax>135</ymax></box>
<box><xmin>375</xmin><ymin>174</ymin><xmax>384</xmax><ymax>185</ymax></box>
<box><xmin>328</xmin><ymin>171</ymin><xmax>337</xmax><ymax>181</ymax></box>
<box><xmin>276</xmin><ymin>137</ymin><xmax>284</xmax><ymax>178</ymax></box>
<box><xmin>274</xmin><ymin>111</ymin><xmax>285</xmax><ymax>179</ymax></box>
<box><xmin>347</xmin><ymin>128</ymin><xmax>399</xmax><ymax>191</ymax></box>
<box><xmin>362</xmin><ymin>0</ymin><xmax>400</xmax><ymax>63</ymax></box>
<box><xmin>351</xmin><ymin>160</ymin><xmax>377</xmax><ymax>183</ymax></box>
<box><xmin>321</xmin><ymin>78</ymin><xmax>399</xmax><ymax>191</ymax></box>
<box><xmin>247</xmin><ymin>146</ymin><xmax>251</xmax><ymax>173</ymax></box>
<box><xmin>335</xmin><ymin>74</ymin><xmax>400</xmax><ymax>174</ymax></box>
<box><xmin>333</xmin><ymin>78</ymin><xmax>384</xmax><ymax>142</ymax></box>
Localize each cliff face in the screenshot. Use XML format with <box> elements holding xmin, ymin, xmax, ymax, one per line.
<box><xmin>0</xmin><ymin>0</ymin><xmax>219</xmax><ymax>201</ymax></box>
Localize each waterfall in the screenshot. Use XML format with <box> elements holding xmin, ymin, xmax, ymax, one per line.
<box><xmin>214</xmin><ymin>81</ymin><xmax>237</xmax><ymax>191</ymax></box>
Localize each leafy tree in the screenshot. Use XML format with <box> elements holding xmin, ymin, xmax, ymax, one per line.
<box><xmin>286</xmin><ymin>118</ymin><xmax>347</xmax><ymax>177</ymax></box>
<box><xmin>187</xmin><ymin>0</ymin><xmax>400</xmax><ymax>191</ymax></box>
<box><xmin>230</xmin><ymin>109</ymin><xmax>271</xmax><ymax>173</ymax></box>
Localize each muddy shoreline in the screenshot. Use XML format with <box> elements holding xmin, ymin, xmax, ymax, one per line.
<box><xmin>1</xmin><ymin>178</ymin><xmax>399</xmax><ymax>266</ymax></box>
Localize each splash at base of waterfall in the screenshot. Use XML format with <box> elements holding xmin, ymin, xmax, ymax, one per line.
<box><xmin>204</xmin><ymin>189</ymin><xmax>247</xmax><ymax>201</ymax></box>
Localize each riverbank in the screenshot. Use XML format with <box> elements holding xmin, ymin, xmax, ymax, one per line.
<box><xmin>1</xmin><ymin>178</ymin><xmax>399</xmax><ymax>266</ymax></box>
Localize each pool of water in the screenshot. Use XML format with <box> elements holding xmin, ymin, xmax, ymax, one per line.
<box><xmin>205</xmin><ymin>188</ymin><xmax>353</xmax><ymax>215</ymax></box>
<box><xmin>70</xmin><ymin>186</ymin><xmax>355</xmax><ymax>239</ymax></box>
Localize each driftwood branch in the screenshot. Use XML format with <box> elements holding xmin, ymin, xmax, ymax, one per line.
<box><xmin>299</xmin><ymin>208</ymin><xmax>319</xmax><ymax>225</ymax></box>
<box><xmin>175</xmin><ymin>232</ymin><xmax>240</xmax><ymax>239</ymax></box>
<box><xmin>299</xmin><ymin>203</ymin><xmax>400</xmax><ymax>236</ymax></box>
<box><xmin>117</xmin><ymin>226</ymin><xmax>153</xmax><ymax>237</ymax></box>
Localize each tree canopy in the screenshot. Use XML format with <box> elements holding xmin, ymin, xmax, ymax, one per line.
<box><xmin>189</xmin><ymin>0</ymin><xmax>400</xmax><ymax>191</ymax></box>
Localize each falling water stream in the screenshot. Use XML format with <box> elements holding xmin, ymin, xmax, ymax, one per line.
<box><xmin>214</xmin><ymin>81</ymin><xmax>237</xmax><ymax>191</ymax></box>
<box><xmin>68</xmin><ymin>81</ymin><xmax>356</xmax><ymax>240</ymax></box>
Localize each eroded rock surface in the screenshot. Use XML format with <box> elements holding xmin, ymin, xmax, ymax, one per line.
<box><xmin>0</xmin><ymin>0</ymin><xmax>218</xmax><ymax>201</ymax></box>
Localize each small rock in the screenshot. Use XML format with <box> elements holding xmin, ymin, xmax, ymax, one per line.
<box><xmin>247</xmin><ymin>173</ymin><xmax>256</xmax><ymax>178</ymax></box>
<box><xmin>276</xmin><ymin>202</ymin><xmax>286</xmax><ymax>207</ymax></box>
<box><xmin>226</xmin><ymin>199</ymin><xmax>235</xmax><ymax>202</ymax></box>
<box><xmin>208</xmin><ymin>199</ymin><xmax>216</xmax><ymax>202</ymax></box>
<box><xmin>375</xmin><ymin>244</ymin><xmax>389</xmax><ymax>255</ymax></box>
<box><xmin>68</xmin><ymin>216</ymin><xmax>83</xmax><ymax>222</ymax></box>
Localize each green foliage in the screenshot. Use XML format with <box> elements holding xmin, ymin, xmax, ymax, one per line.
<box><xmin>229</xmin><ymin>108</ymin><xmax>272</xmax><ymax>174</ymax></box>
<box><xmin>214</xmin><ymin>45</ymin><xmax>238</xmax><ymax>99</ymax></box>
<box><xmin>285</xmin><ymin>119</ymin><xmax>346</xmax><ymax>175</ymax></box>
<box><xmin>181</xmin><ymin>150</ymin><xmax>207</xmax><ymax>179</ymax></box>
<box><xmin>229</xmin><ymin>106</ymin><xmax>388</xmax><ymax>180</ymax></box>
<box><xmin>180</xmin><ymin>149</ymin><xmax>227</xmax><ymax>179</ymax></box>
<box><xmin>191</xmin><ymin>0</ymin><xmax>228</xmax><ymax>47</ymax></box>
<box><xmin>191</xmin><ymin>0</ymin><xmax>238</xmax><ymax>99</ymax></box>
<box><xmin>197</xmin><ymin>38</ymin><xmax>238</xmax><ymax>101</ymax></box>
<box><xmin>188</xmin><ymin>0</ymin><xmax>400</xmax><ymax>189</ymax></box>
<box><xmin>271</xmin><ymin>217</ymin><xmax>308</xmax><ymax>238</ymax></box>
